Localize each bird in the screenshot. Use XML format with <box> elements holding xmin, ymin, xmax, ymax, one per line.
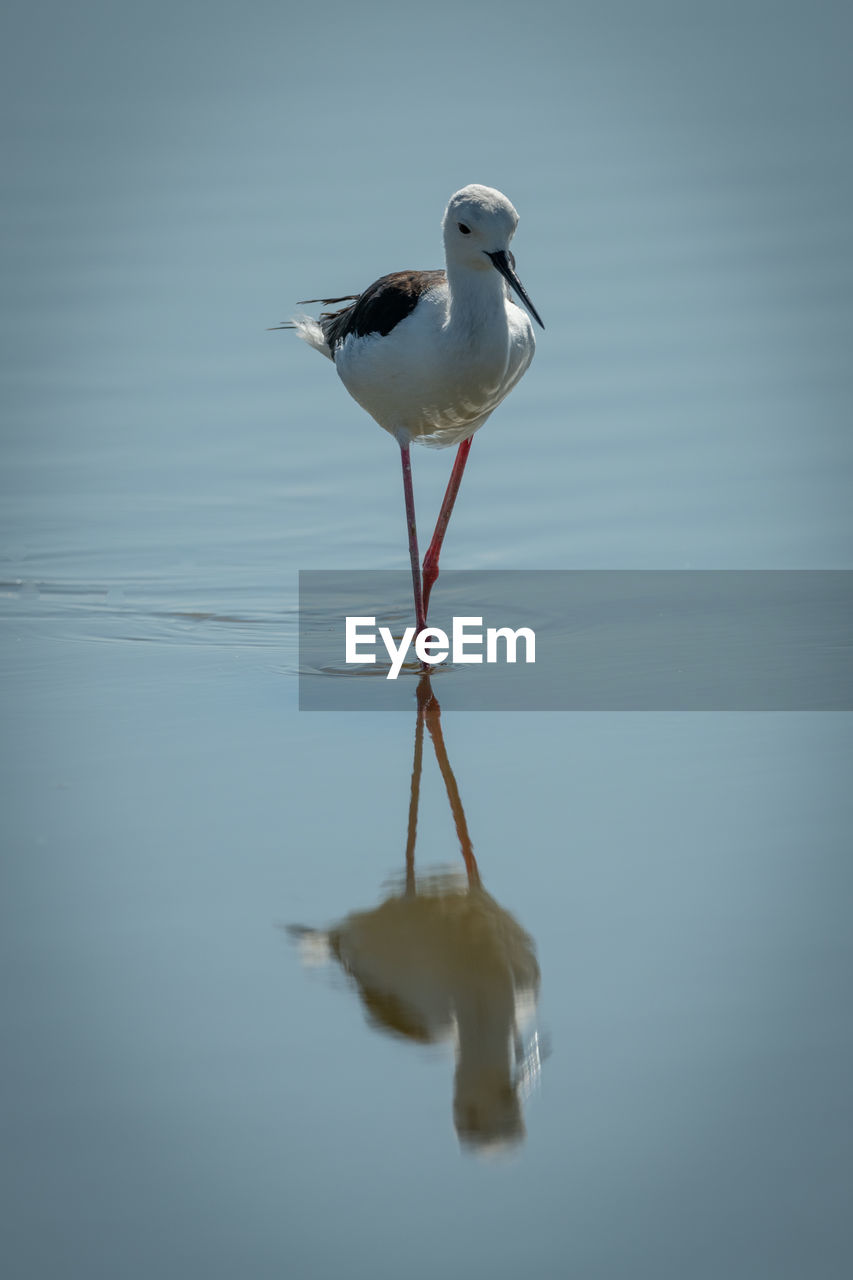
<box><xmin>288</xmin><ymin>674</ymin><xmax>542</xmax><ymax>1150</ymax></box>
<box><xmin>275</xmin><ymin>184</ymin><xmax>544</xmax><ymax>634</ymax></box>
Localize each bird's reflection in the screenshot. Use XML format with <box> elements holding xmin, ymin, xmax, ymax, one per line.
<box><xmin>290</xmin><ymin>675</ymin><xmax>542</xmax><ymax>1151</ymax></box>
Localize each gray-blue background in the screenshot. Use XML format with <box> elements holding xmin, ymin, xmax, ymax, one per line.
<box><xmin>2</xmin><ymin>2</ymin><xmax>852</xmax><ymax>1277</ymax></box>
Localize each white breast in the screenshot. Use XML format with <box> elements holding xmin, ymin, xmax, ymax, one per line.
<box><xmin>334</xmin><ymin>285</ymin><xmax>535</xmax><ymax>449</ymax></box>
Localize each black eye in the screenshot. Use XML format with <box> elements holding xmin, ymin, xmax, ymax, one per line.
<box><xmin>458</xmin><ymin>222</ymin><xmax>471</xmax><ymax>235</ymax></box>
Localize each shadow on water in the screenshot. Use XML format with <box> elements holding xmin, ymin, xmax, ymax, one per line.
<box><xmin>288</xmin><ymin>675</ymin><xmax>544</xmax><ymax>1153</ymax></box>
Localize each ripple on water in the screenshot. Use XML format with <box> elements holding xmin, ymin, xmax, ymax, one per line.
<box><xmin>0</xmin><ymin>577</ymin><xmax>300</xmax><ymax>658</ymax></box>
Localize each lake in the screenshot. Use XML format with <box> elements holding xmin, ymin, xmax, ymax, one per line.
<box><xmin>2</xmin><ymin>2</ymin><xmax>852</xmax><ymax>1277</ymax></box>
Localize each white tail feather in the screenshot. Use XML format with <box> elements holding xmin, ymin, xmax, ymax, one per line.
<box><xmin>292</xmin><ymin>315</ymin><xmax>333</xmax><ymax>360</ymax></box>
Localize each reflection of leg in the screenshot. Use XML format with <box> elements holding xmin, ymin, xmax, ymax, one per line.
<box><xmin>399</xmin><ymin>441</ymin><xmax>426</xmax><ymax>633</ymax></box>
<box><xmin>423</xmin><ymin>690</ymin><xmax>481</xmax><ymax>888</ymax></box>
<box><xmin>404</xmin><ymin>676</ymin><xmax>430</xmax><ymax>892</ymax></box>
<box><xmin>422</xmin><ymin>436</ymin><xmax>473</xmax><ymax>620</ymax></box>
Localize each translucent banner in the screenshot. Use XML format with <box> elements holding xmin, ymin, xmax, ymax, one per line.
<box><xmin>298</xmin><ymin>570</ymin><xmax>853</xmax><ymax>711</ymax></box>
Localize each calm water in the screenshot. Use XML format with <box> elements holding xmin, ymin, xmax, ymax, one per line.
<box><xmin>2</xmin><ymin>2</ymin><xmax>853</xmax><ymax>1277</ymax></box>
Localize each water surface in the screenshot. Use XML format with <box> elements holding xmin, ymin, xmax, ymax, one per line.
<box><xmin>2</xmin><ymin>2</ymin><xmax>852</xmax><ymax>1278</ymax></box>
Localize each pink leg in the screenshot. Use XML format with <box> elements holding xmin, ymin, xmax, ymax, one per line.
<box><xmin>421</xmin><ymin>436</ymin><xmax>473</xmax><ymax>620</ymax></box>
<box><xmin>404</xmin><ymin>677</ymin><xmax>429</xmax><ymax>894</ymax></box>
<box><xmin>423</xmin><ymin>688</ymin><xmax>481</xmax><ymax>888</ymax></box>
<box><xmin>399</xmin><ymin>442</ymin><xmax>426</xmax><ymax>633</ymax></box>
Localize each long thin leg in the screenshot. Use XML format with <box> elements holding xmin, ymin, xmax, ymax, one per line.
<box><xmin>399</xmin><ymin>441</ymin><xmax>427</xmax><ymax>633</ymax></box>
<box><xmin>421</xmin><ymin>435</ymin><xmax>473</xmax><ymax>620</ymax></box>
<box><xmin>404</xmin><ymin>677</ymin><xmax>429</xmax><ymax>894</ymax></box>
<box><xmin>423</xmin><ymin>686</ymin><xmax>481</xmax><ymax>889</ymax></box>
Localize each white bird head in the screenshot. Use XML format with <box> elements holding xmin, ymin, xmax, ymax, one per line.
<box><xmin>442</xmin><ymin>184</ymin><xmax>544</xmax><ymax>328</ymax></box>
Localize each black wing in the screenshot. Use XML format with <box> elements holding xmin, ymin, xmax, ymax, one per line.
<box><xmin>317</xmin><ymin>270</ymin><xmax>446</xmax><ymax>355</ymax></box>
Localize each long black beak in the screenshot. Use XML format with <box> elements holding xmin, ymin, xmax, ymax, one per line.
<box><xmin>486</xmin><ymin>249</ymin><xmax>545</xmax><ymax>329</ymax></box>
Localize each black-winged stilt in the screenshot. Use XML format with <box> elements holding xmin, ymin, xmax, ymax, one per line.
<box><xmin>288</xmin><ymin>675</ymin><xmax>542</xmax><ymax>1149</ymax></box>
<box><xmin>276</xmin><ymin>185</ymin><xmax>543</xmax><ymax>631</ymax></box>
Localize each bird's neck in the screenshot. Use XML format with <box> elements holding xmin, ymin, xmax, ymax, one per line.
<box><xmin>453</xmin><ymin>980</ymin><xmax>516</xmax><ymax>1074</ymax></box>
<box><xmin>444</xmin><ymin>261</ymin><xmax>509</xmax><ymax>338</ymax></box>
